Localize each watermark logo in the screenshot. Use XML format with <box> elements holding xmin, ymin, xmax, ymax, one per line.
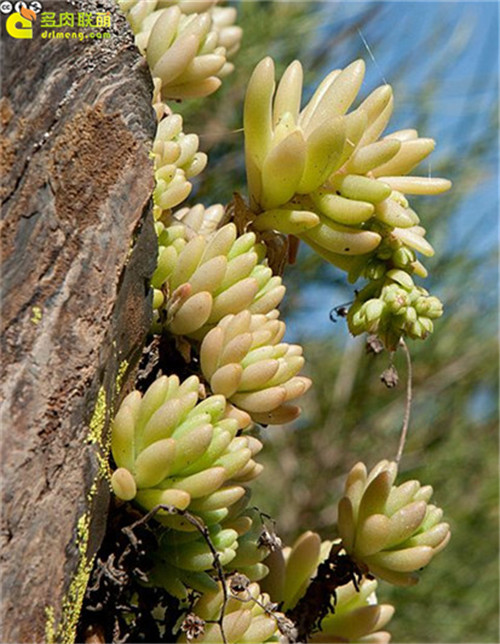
<box><xmin>5</xmin><ymin>4</ymin><xmax>37</xmax><ymax>39</ymax></box>
<box><xmin>2</xmin><ymin>2</ymin><xmax>112</xmax><ymax>41</ymax></box>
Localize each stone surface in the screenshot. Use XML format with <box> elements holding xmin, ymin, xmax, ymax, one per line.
<box><xmin>0</xmin><ymin>2</ymin><xmax>157</xmax><ymax>641</ymax></box>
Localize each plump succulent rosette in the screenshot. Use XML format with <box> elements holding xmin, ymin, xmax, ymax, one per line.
<box><xmin>261</xmin><ymin>532</ymin><xmax>394</xmax><ymax>642</ymax></box>
<box><xmin>347</xmin><ymin>268</ymin><xmax>443</xmax><ymax>350</ymax></box>
<box><xmin>149</xmin><ymin>522</ymin><xmax>240</xmax><ymax>599</ymax></box>
<box><xmin>337</xmin><ymin>460</ymin><xmax>451</xmax><ymax>586</ymax></box>
<box><xmin>147</xmin><ymin>494</ymin><xmax>270</xmax><ymax>599</ymax></box>
<box><xmin>152</xmin><ymin>112</ymin><xmax>207</xmax><ymax>213</ymax></box>
<box><xmin>119</xmin><ymin>1</ymin><xmax>242</xmax><ymax>100</ymax></box>
<box><xmin>151</xmin><ymin>222</ymin><xmax>285</xmax><ymax>339</ymax></box>
<box><xmin>110</xmin><ymin>374</ymin><xmax>263</xmax><ymax>529</ymax></box>
<box><xmin>309</xmin><ymin>578</ymin><xmax>394</xmax><ymax>644</ymax></box>
<box><xmin>177</xmin><ymin>581</ymin><xmax>284</xmax><ymax>643</ymax></box>
<box><xmin>200</xmin><ymin>310</ymin><xmax>311</xmax><ymax>425</ymax></box>
<box><xmin>244</xmin><ymin>56</ymin><xmax>450</xmax><ymax>265</ymax></box>
<box><xmin>244</xmin><ymin>57</ymin><xmax>449</xmax><ymax>347</ymax></box>
<box><xmin>150</xmin><ymin>518</ymin><xmax>266</xmax><ymax>597</ymax></box>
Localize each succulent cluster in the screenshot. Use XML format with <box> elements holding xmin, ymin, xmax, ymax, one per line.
<box><xmin>244</xmin><ymin>57</ymin><xmax>450</xmax><ymax>347</ymax></box>
<box><xmin>110</xmin><ymin>374</ymin><xmax>262</xmax><ymax>528</ymax></box>
<box><xmin>100</xmin><ymin>4</ymin><xmax>453</xmax><ymax>642</ymax></box>
<box><xmin>149</xmin><ymin>503</ymin><xmax>269</xmax><ymax>599</ymax></box>
<box><xmin>152</xmin><ymin>112</ymin><xmax>207</xmax><ymax>213</ymax></box>
<box><xmin>309</xmin><ymin>578</ymin><xmax>394</xmax><ymax>644</ymax></box>
<box><xmin>177</xmin><ymin>581</ymin><xmax>284</xmax><ymax>643</ymax></box>
<box><xmin>120</xmin><ymin>1</ymin><xmax>241</xmax><ymax>219</ymax></box>
<box><xmin>151</xmin><ymin>222</ymin><xmax>285</xmax><ymax>338</ymax></box>
<box><xmin>200</xmin><ymin>310</ymin><xmax>311</xmax><ymax>424</ymax></box>
<box><xmin>150</xmin><ymin>522</ymin><xmax>240</xmax><ymax>599</ymax></box>
<box><xmin>347</xmin><ymin>269</ymin><xmax>444</xmax><ymax>350</ymax></box>
<box><xmin>337</xmin><ymin>460</ymin><xmax>451</xmax><ymax>586</ymax></box>
<box><xmin>119</xmin><ymin>0</ymin><xmax>241</xmax><ymax>100</ymax></box>
<box><xmin>262</xmin><ymin>531</ymin><xmax>394</xmax><ymax>642</ymax></box>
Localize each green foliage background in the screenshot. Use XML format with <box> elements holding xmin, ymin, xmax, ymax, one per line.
<box><xmin>176</xmin><ymin>2</ymin><xmax>499</xmax><ymax>641</ymax></box>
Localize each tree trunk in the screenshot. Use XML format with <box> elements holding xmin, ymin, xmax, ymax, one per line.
<box><xmin>1</xmin><ymin>2</ymin><xmax>157</xmax><ymax>641</ymax></box>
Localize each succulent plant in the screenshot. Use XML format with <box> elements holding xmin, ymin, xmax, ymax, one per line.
<box><xmin>151</xmin><ymin>222</ymin><xmax>285</xmax><ymax>338</ymax></box>
<box><xmin>309</xmin><ymin>578</ymin><xmax>394</xmax><ymax>644</ymax></box>
<box><xmin>177</xmin><ymin>581</ymin><xmax>284</xmax><ymax>643</ymax></box>
<box><xmin>243</xmin><ymin>56</ymin><xmax>450</xmax><ymax>346</ymax></box>
<box><xmin>170</xmin><ymin>203</ymin><xmax>226</xmax><ymax>237</ymax></box>
<box><xmin>261</xmin><ymin>532</ymin><xmax>394</xmax><ymax>642</ymax></box>
<box><xmin>110</xmin><ymin>374</ymin><xmax>262</xmax><ymax>529</ymax></box>
<box><xmin>337</xmin><ymin>460</ymin><xmax>451</xmax><ymax>586</ymax></box>
<box><xmin>102</xmin><ymin>8</ymin><xmax>452</xmax><ymax>640</ymax></box>
<box><xmin>200</xmin><ymin>310</ymin><xmax>311</xmax><ymax>425</ymax></box>
<box><xmin>222</xmin><ymin>505</ymin><xmax>272</xmax><ymax>582</ymax></box>
<box><xmin>243</xmin><ymin>57</ymin><xmax>450</xmax><ymax>261</ymax></box>
<box><xmin>145</xmin><ymin>487</ymin><xmax>269</xmax><ymax>600</ymax></box>
<box><xmin>148</xmin><ymin>523</ymin><xmax>239</xmax><ymax>599</ymax></box>
<box><xmin>152</xmin><ymin>112</ymin><xmax>207</xmax><ymax>213</ymax></box>
<box><xmin>158</xmin><ymin>0</ymin><xmax>219</xmax><ymax>15</ymax></box>
<box><xmin>347</xmin><ymin>269</ymin><xmax>443</xmax><ymax>350</ymax></box>
<box><xmin>261</xmin><ymin>530</ymin><xmax>324</xmax><ymax>612</ymax></box>
<box><xmin>210</xmin><ymin>5</ymin><xmax>243</xmax><ymax>62</ymax></box>
<box><xmin>120</xmin><ymin>1</ymin><xmax>241</xmax><ymax>100</ymax></box>
<box><xmin>149</xmin><ymin>522</ymin><xmax>238</xmax><ymax>599</ymax></box>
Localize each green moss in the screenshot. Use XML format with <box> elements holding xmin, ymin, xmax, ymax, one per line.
<box><xmin>88</xmin><ymin>361</ymin><xmax>128</xmax><ymax>446</ymax></box>
<box><xmin>87</xmin><ymin>386</ymin><xmax>107</xmax><ymax>447</ymax></box>
<box><xmin>127</xmin><ymin>239</ymin><xmax>135</xmax><ymax>259</ymax></box>
<box><xmin>48</xmin><ymin>361</ymin><xmax>132</xmax><ymax>642</ymax></box>
<box><xmin>44</xmin><ymin>388</ymin><xmax>109</xmax><ymax>642</ymax></box>
<box><xmin>45</xmin><ymin>605</ymin><xmax>55</xmax><ymax>644</ymax></box>
<box><xmin>44</xmin><ymin>483</ymin><xmax>98</xmax><ymax>644</ymax></box>
<box><xmin>60</xmin><ymin>555</ymin><xmax>96</xmax><ymax>643</ymax></box>
<box><xmin>31</xmin><ymin>306</ymin><xmax>42</xmax><ymax>324</ymax></box>
<box><xmin>116</xmin><ymin>360</ymin><xmax>129</xmax><ymax>392</ymax></box>
<box><xmin>60</xmin><ymin>513</ymin><xmax>95</xmax><ymax>640</ymax></box>
<box><xmin>97</xmin><ymin>451</ymin><xmax>112</xmax><ymax>483</ymax></box>
<box><xmin>54</xmin><ymin>510</ymin><xmax>95</xmax><ymax>644</ymax></box>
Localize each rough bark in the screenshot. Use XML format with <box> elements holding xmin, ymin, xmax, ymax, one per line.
<box><xmin>0</xmin><ymin>2</ymin><xmax>157</xmax><ymax>641</ymax></box>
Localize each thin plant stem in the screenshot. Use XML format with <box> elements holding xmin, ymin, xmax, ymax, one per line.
<box><xmin>396</xmin><ymin>339</ymin><xmax>413</xmax><ymax>464</ymax></box>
